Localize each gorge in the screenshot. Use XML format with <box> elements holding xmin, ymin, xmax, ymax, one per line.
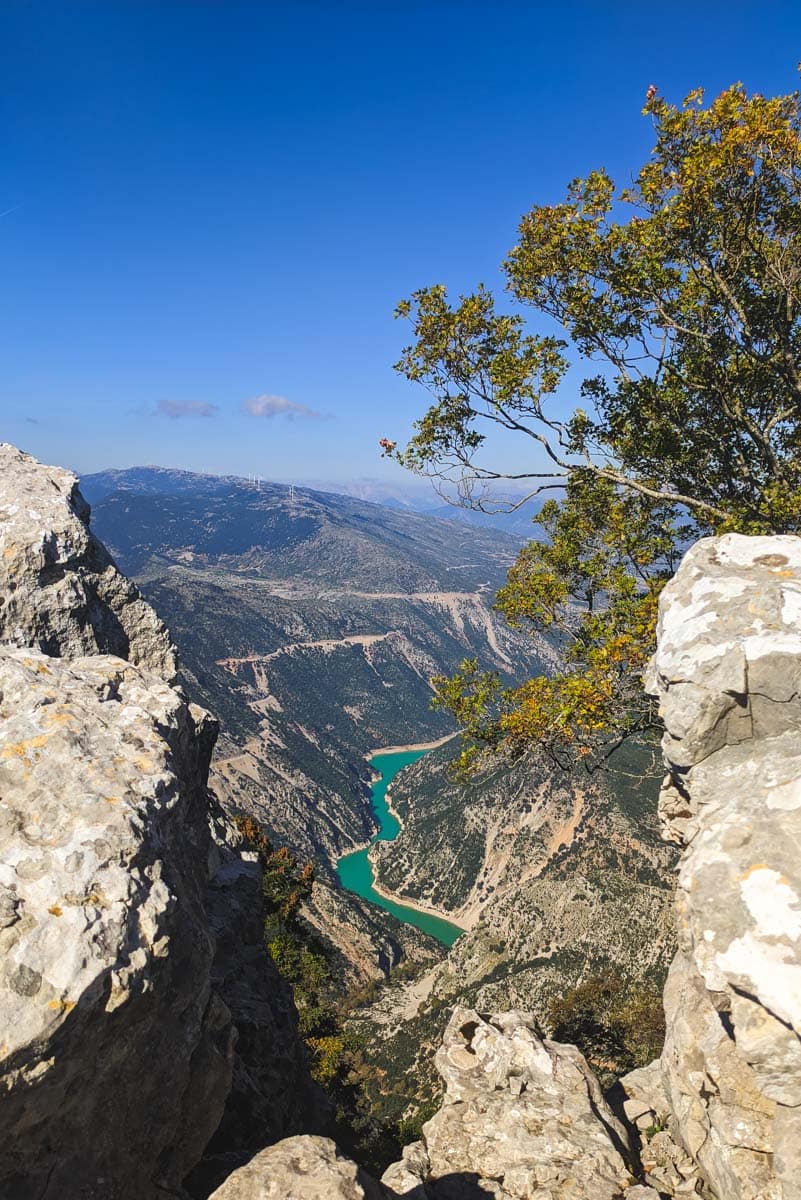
<box><xmin>1</xmin><ymin>441</ymin><xmax>799</xmax><ymax>1200</ymax></box>
<box><xmin>336</xmin><ymin>745</ymin><xmax>464</xmax><ymax>946</ymax></box>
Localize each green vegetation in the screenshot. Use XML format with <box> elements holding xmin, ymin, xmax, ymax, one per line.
<box><xmin>236</xmin><ymin>815</ymin><xmax>431</xmax><ymax>1173</ymax></box>
<box><xmin>548</xmin><ymin>970</ymin><xmax>666</xmax><ymax>1087</ymax></box>
<box><xmin>387</xmin><ymin>77</ymin><xmax>801</xmax><ymax>769</ymax></box>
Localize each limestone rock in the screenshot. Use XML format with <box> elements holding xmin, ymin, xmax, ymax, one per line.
<box><xmin>648</xmin><ymin>533</ymin><xmax>801</xmax><ymax>1200</ymax></box>
<box><xmin>207</xmin><ymin>1136</ymin><xmax>388</xmax><ymax>1199</ymax></box>
<box><xmin>0</xmin><ymin>646</ymin><xmax>232</xmax><ymax>1198</ymax></box>
<box><xmin>383</xmin><ymin>1007</ymin><xmax>635</xmax><ymax>1199</ymax></box>
<box><xmin>0</xmin><ymin>443</ymin><xmax>176</xmax><ymax>678</ymax></box>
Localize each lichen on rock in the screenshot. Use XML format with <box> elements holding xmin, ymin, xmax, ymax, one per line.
<box><xmin>0</xmin><ymin>646</ymin><xmax>232</xmax><ymax>1197</ymax></box>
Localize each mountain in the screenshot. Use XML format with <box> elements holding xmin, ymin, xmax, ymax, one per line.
<box><xmin>347</xmin><ymin>736</ymin><xmax>676</xmax><ymax>1132</ymax></box>
<box><xmin>81</xmin><ymin>467</ymin><xmax>522</xmax><ymax>587</ymax></box>
<box><xmin>292</xmin><ymin>477</ymin><xmax>549</xmax><ymax>537</ymax></box>
<box><xmin>82</xmin><ymin>466</ymin><xmax>557</xmax><ymax>982</ymax></box>
<box><xmin>82</xmin><ymin>467</ymin><xmax>547</xmax><ymax>541</ymax></box>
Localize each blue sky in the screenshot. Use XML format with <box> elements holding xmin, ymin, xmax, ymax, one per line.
<box><xmin>2</xmin><ymin>1</ymin><xmax>801</xmax><ymax>485</ymax></box>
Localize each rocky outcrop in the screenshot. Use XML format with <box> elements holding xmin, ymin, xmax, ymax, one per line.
<box><xmin>632</xmin><ymin>533</ymin><xmax>801</xmax><ymax>1200</ymax></box>
<box><xmin>0</xmin><ymin>442</ymin><xmax>176</xmax><ymax>678</ymax></box>
<box><xmin>0</xmin><ymin>646</ymin><xmax>232</xmax><ymax>1197</ymax></box>
<box><xmin>382</xmin><ymin>1007</ymin><xmax>642</xmax><ymax>1199</ymax></box>
<box><xmin>0</xmin><ymin>447</ymin><xmax>312</xmax><ymax>1198</ymax></box>
<box><xmin>215</xmin><ymin>1008</ymin><xmax>653</xmax><ymax>1199</ymax></box>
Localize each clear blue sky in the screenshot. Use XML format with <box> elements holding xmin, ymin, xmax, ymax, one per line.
<box><xmin>2</xmin><ymin>1</ymin><xmax>800</xmax><ymax>484</ymax></box>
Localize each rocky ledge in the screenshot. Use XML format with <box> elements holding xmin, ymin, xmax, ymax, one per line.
<box><xmin>383</xmin><ymin>1007</ymin><xmax>645</xmax><ymax>1200</ymax></box>
<box><xmin>0</xmin><ymin>446</ymin><xmax>312</xmax><ymax>1198</ymax></box>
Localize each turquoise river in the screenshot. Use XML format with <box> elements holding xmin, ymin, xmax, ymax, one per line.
<box><xmin>336</xmin><ymin>747</ymin><xmax>464</xmax><ymax>947</ymax></box>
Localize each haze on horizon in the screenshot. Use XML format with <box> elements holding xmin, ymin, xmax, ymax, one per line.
<box><xmin>3</xmin><ymin>0</ymin><xmax>800</xmax><ymax>490</ymax></box>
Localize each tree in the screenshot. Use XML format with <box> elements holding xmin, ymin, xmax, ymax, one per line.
<box><xmin>386</xmin><ymin>78</ymin><xmax>801</xmax><ymax>770</ymax></box>
<box><xmin>548</xmin><ymin>969</ymin><xmax>666</xmax><ymax>1085</ymax></box>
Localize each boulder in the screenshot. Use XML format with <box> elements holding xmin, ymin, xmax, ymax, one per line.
<box><xmin>207</xmin><ymin>1136</ymin><xmax>388</xmax><ymax>1199</ymax></box>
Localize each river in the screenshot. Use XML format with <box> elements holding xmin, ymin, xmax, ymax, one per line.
<box><xmin>336</xmin><ymin>747</ymin><xmax>464</xmax><ymax>947</ymax></box>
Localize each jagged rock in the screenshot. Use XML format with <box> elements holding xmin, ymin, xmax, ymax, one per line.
<box><xmin>0</xmin><ymin>646</ymin><xmax>232</xmax><ymax>1197</ymax></box>
<box><xmin>207</xmin><ymin>1136</ymin><xmax>388</xmax><ymax>1199</ymax></box>
<box><xmin>647</xmin><ymin>533</ymin><xmax>801</xmax><ymax>1200</ymax></box>
<box><xmin>0</xmin><ymin>443</ymin><xmax>176</xmax><ymax>678</ymax></box>
<box><xmin>383</xmin><ymin>1007</ymin><xmax>636</xmax><ymax>1199</ymax></box>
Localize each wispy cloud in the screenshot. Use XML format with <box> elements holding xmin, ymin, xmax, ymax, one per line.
<box><xmin>243</xmin><ymin>393</ymin><xmax>325</xmax><ymax>420</ymax></box>
<box><xmin>156</xmin><ymin>399</ymin><xmax>219</xmax><ymax>419</ymax></box>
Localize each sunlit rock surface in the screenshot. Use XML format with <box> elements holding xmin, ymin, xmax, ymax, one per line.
<box><xmin>638</xmin><ymin>533</ymin><xmax>801</xmax><ymax>1200</ymax></box>
<box><xmin>0</xmin><ymin>442</ymin><xmax>176</xmax><ymax>678</ymax></box>
<box><xmin>0</xmin><ymin>647</ymin><xmax>231</xmax><ymax>1197</ymax></box>
<box><xmin>208</xmin><ymin>1136</ymin><xmax>388</xmax><ymax>1199</ymax></box>
<box><xmin>382</xmin><ymin>1007</ymin><xmax>636</xmax><ymax>1199</ymax></box>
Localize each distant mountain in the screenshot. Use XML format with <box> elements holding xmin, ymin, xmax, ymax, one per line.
<box><xmin>81</xmin><ymin>465</ymin><xmax>557</xmax><ymax>984</ymax></box>
<box><xmin>296</xmin><ymin>477</ymin><xmax>548</xmax><ymax>537</ymax></box>
<box><xmin>82</xmin><ymin>468</ymin><xmax>548</xmax><ymax>541</ymax></box>
<box><xmin>82</xmin><ymin>467</ymin><xmax>523</xmax><ymax>590</ymax></box>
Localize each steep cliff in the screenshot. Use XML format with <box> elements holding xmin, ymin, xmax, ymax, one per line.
<box><xmin>0</xmin><ymin>446</ymin><xmax>313</xmax><ymax>1198</ymax></box>
<box><xmin>621</xmin><ymin>534</ymin><xmax>801</xmax><ymax>1200</ymax></box>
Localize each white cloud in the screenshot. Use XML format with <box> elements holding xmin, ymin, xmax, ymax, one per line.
<box><xmin>243</xmin><ymin>393</ymin><xmax>325</xmax><ymax>419</ymax></box>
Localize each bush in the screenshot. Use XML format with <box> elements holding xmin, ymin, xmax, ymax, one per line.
<box><xmin>548</xmin><ymin>969</ymin><xmax>665</xmax><ymax>1086</ymax></box>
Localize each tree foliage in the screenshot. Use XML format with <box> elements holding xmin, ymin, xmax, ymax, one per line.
<box><xmin>388</xmin><ymin>78</ymin><xmax>801</xmax><ymax>767</ymax></box>
<box><xmin>548</xmin><ymin>969</ymin><xmax>666</xmax><ymax>1086</ymax></box>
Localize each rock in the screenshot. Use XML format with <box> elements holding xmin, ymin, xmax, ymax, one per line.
<box><xmin>207</xmin><ymin>1136</ymin><xmax>388</xmax><ymax>1199</ymax></box>
<box><xmin>620</xmin><ymin>1059</ymin><xmax>670</xmax><ymax>1132</ymax></box>
<box><xmin>187</xmin><ymin>818</ymin><xmax>328</xmax><ymax>1195</ymax></box>
<box><xmin>647</xmin><ymin>533</ymin><xmax>801</xmax><ymax>1200</ymax></box>
<box><xmin>383</xmin><ymin>1007</ymin><xmax>636</xmax><ymax>1199</ymax></box>
<box><xmin>0</xmin><ymin>443</ymin><xmax>176</xmax><ymax>678</ymax></box>
<box><xmin>0</xmin><ymin>646</ymin><xmax>232</xmax><ymax>1198</ymax></box>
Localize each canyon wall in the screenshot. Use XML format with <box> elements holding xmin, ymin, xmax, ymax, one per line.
<box><xmin>624</xmin><ymin>534</ymin><xmax>801</xmax><ymax>1200</ymax></box>
<box><xmin>0</xmin><ymin>445</ymin><xmax>312</xmax><ymax>1198</ymax></box>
